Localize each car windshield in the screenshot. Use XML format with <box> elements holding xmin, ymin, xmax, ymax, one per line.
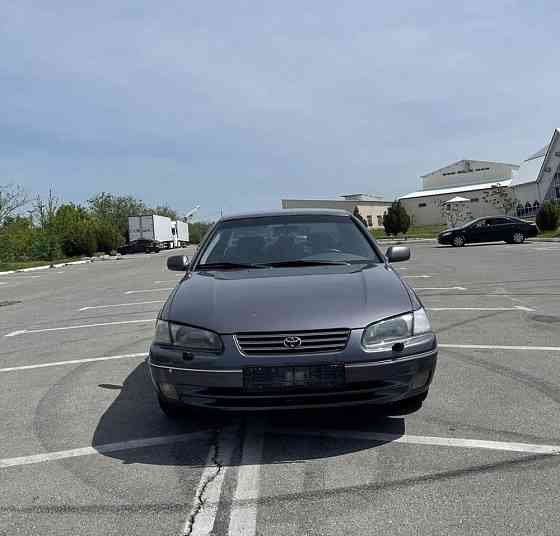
<box><xmin>196</xmin><ymin>214</ymin><xmax>381</xmax><ymax>268</ymax></box>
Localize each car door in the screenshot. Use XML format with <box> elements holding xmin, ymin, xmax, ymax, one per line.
<box><xmin>487</xmin><ymin>217</ymin><xmax>513</xmax><ymax>242</ymax></box>
<box><xmin>465</xmin><ymin>219</ymin><xmax>489</xmax><ymax>243</ymax></box>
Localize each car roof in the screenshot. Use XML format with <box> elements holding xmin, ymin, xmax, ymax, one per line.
<box><xmin>219</xmin><ymin>208</ymin><xmax>352</xmax><ymax>222</ymax></box>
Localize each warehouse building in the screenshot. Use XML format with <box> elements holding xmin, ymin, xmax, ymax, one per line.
<box><xmin>399</xmin><ymin>160</ymin><xmax>519</xmax><ymax>226</ymax></box>
<box><xmin>400</xmin><ymin>128</ymin><xmax>560</xmax><ymax>226</ymax></box>
<box><xmin>282</xmin><ymin>194</ymin><xmax>391</xmax><ymax>229</ymax></box>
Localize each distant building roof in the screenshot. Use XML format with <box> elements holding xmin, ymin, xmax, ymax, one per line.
<box><xmin>526</xmin><ymin>144</ymin><xmax>549</xmax><ymax>161</ymax></box>
<box><xmin>421</xmin><ymin>160</ymin><xmax>519</xmax><ymax>178</ymax></box>
<box><xmin>510</xmin><ymin>131</ymin><xmax>559</xmax><ymax>187</ymax></box>
<box><xmin>399</xmin><ymin>180</ymin><xmax>512</xmax><ymax>200</ymax></box>
<box><xmin>339</xmin><ymin>193</ymin><xmax>385</xmax><ymax>201</ymax></box>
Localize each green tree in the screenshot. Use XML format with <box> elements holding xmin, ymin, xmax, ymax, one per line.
<box><xmin>382</xmin><ymin>201</ymin><xmax>411</xmax><ymax>236</ymax></box>
<box><xmin>0</xmin><ymin>216</ymin><xmax>35</xmax><ymax>262</ymax></box>
<box><xmin>31</xmin><ymin>190</ymin><xmax>62</xmax><ymax>260</ymax></box>
<box><xmin>353</xmin><ymin>206</ymin><xmax>368</xmax><ymax>227</ymax></box>
<box><xmin>95</xmin><ymin>220</ymin><xmax>124</xmax><ymax>252</ymax></box>
<box><xmin>189</xmin><ymin>221</ymin><xmax>213</xmax><ymax>244</ymax></box>
<box><xmin>536</xmin><ymin>201</ymin><xmax>560</xmax><ymax>231</ymax></box>
<box><xmin>31</xmin><ymin>230</ymin><xmax>63</xmax><ymax>260</ymax></box>
<box><xmin>0</xmin><ymin>184</ymin><xmax>28</xmax><ymax>225</ymax></box>
<box><xmin>153</xmin><ymin>205</ymin><xmax>178</xmax><ymax>220</ymax></box>
<box><xmin>51</xmin><ymin>203</ymin><xmax>98</xmax><ymax>257</ymax></box>
<box><xmin>87</xmin><ymin>192</ymin><xmax>148</xmax><ymax>239</ymax></box>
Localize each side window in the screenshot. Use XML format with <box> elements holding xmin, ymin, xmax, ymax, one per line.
<box><xmin>491</xmin><ymin>218</ymin><xmax>510</xmax><ymax>225</ymax></box>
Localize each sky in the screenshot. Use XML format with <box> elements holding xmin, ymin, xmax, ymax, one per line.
<box><xmin>2</xmin><ymin>1</ymin><xmax>559</xmax><ymax>221</ymax></box>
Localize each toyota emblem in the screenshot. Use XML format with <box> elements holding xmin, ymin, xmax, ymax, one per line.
<box><xmin>283</xmin><ymin>336</ymin><xmax>302</xmax><ymax>349</ymax></box>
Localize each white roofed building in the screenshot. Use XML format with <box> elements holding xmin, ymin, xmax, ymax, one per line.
<box><xmin>399</xmin><ymin>129</ymin><xmax>560</xmax><ymax>225</ymax></box>
<box><xmin>399</xmin><ymin>160</ymin><xmax>518</xmax><ymax>226</ymax></box>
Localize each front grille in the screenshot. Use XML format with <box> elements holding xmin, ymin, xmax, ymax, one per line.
<box><xmin>235</xmin><ymin>328</ymin><xmax>350</xmax><ymax>356</ymax></box>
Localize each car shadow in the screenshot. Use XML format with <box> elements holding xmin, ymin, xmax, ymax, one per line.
<box><xmin>92</xmin><ymin>363</ymin><xmax>407</xmax><ymax>466</ymax></box>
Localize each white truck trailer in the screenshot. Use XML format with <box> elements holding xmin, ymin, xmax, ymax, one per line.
<box><xmin>172</xmin><ymin>220</ymin><xmax>189</xmax><ymax>247</ymax></box>
<box><xmin>128</xmin><ymin>215</ymin><xmax>174</xmax><ymax>247</ymax></box>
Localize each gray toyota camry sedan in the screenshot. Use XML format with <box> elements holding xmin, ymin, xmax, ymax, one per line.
<box><xmin>148</xmin><ymin>209</ymin><xmax>437</xmax><ymax>416</ymax></box>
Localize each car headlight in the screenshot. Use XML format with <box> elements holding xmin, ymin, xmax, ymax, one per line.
<box><xmin>441</xmin><ymin>231</ymin><xmax>452</xmax><ymax>237</ymax></box>
<box><xmin>154</xmin><ymin>320</ymin><xmax>223</xmax><ymax>353</ymax></box>
<box><xmin>361</xmin><ymin>308</ymin><xmax>432</xmax><ymax>350</ymax></box>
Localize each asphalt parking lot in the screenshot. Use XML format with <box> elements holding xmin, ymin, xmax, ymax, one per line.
<box><xmin>1</xmin><ymin>241</ymin><xmax>560</xmax><ymax>535</ymax></box>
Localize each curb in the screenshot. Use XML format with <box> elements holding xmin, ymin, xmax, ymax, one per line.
<box><xmin>0</xmin><ymin>256</ymin><xmax>124</xmax><ymax>275</ymax></box>
<box><xmin>376</xmin><ymin>238</ymin><xmax>437</xmax><ymax>244</ymax></box>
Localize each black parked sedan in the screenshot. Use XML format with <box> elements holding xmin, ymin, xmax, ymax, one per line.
<box><xmin>438</xmin><ymin>216</ymin><xmax>539</xmax><ymax>247</ymax></box>
<box><xmin>117</xmin><ymin>239</ymin><xmax>161</xmax><ymax>254</ymax></box>
<box><xmin>147</xmin><ymin>209</ymin><xmax>437</xmax><ymax>417</ymax></box>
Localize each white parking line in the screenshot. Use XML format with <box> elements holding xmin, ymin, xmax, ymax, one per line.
<box><xmin>184</xmin><ymin>432</ymin><xmax>236</xmax><ymax>536</ymax></box>
<box><xmin>429</xmin><ymin>306</ymin><xmax>535</xmax><ymax>312</ymax></box>
<box><xmin>0</xmin><ymin>275</ymin><xmax>40</xmax><ymax>280</ymax></box>
<box><xmin>228</xmin><ymin>420</ymin><xmax>265</xmax><ymax>536</ymax></box>
<box><xmin>414</xmin><ymin>286</ymin><xmax>467</xmax><ymax>291</ymax></box>
<box><xmin>79</xmin><ymin>301</ymin><xmax>164</xmax><ymax>311</ymax></box>
<box><xmin>4</xmin><ymin>427</ymin><xmax>559</xmax><ymax>472</ymax></box>
<box><xmin>125</xmin><ymin>287</ymin><xmax>173</xmax><ymax>295</ymax></box>
<box><xmin>440</xmin><ymin>343</ymin><xmax>560</xmax><ymax>352</ymax></box>
<box><xmin>0</xmin><ymin>352</ymin><xmax>147</xmax><ymax>373</ymax></box>
<box><xmin>0</xmin><ymin>431</ymin><xmax>209</xmax><ymax>469</ymax></box>
<box><xmin>404</xmin><ymin>275</ymin><xmax>432</xmax><ymax>279</ymax></box>
<box><xmin>4</xmin><ymin>319</ymin><xmax>154</xmax><ymax>337</ymax></box>
<box><xmin>270</xmin><ymin>429</ymin><xmax>560</xmax><ymax>456</ymax></box>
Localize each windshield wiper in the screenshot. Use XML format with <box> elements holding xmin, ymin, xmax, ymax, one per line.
<box><xmin>262</xmin><ymin>259</ymin><xmax>350</xmax><ymax>267</ymax></box>
<box><xmin>196</xmin><ymin>262</ymin><xmax>267</xmax><ymax>270</ymax></box>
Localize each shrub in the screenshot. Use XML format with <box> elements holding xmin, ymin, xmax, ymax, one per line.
<box><xmin>189</xmin><ymin>222</ymin><xmax>212</xmax><ymax>244</ymax></box>
<box><xmin>95</xmin><ymin>220</ymin><xmax>124</xmax><ymax>253</ymax></box>
<box><xmin>382</xmin><ymin>201</ymin><xmax>411</xmax><ymax>236</ymax></box>
<box><xmin>0</xmin><ymin>217</ymin><xmax>35</xmax><ymax>262</ymax></box>
<box><xmin>536</xmin><ymin>201</ymin><xmax>560</xmax><ymax>231</ymax></box>
<box><xmin>31</xmin><ymin>230</ymin><xmax>63</xmax><ymax>260</ymax></box>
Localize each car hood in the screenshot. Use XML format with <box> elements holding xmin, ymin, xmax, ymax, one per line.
<box><xmin>165</xmin><ymin>264</ymin><xmax>413</xmax><ymax>333</ymax></box>
<box><xmin>439</xmin><ymin>226</ymin><xmax>464</xmax><ymax>234</ymax></box>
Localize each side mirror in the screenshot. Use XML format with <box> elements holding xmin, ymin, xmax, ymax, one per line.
<box><xmin>167</xmin><ymin>255</ymin><xmax>189</xmax><ymax>271</ymax></box>
<box><xmin>386</xmin><ymin>246</ymin><xmax>410</xmax><ymax>263</ymax></box>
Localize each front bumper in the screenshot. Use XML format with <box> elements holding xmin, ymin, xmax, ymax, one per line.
<box><xmin>437</xmin><ymin>234</ymin><xmax>453</xmax><ymax>245</ymax></box>
<box><xmin>148</xmin><ymin>342</ymin><xmax>438</xmax><ymax>411</ymax></box>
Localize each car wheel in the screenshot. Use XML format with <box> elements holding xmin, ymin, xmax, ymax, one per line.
<box><xmin>452</xmin><ymin>235</ymin><xmax>465</xmax><ymax>247</ymax></box>
<box><xmin>512</xmin><ymin>232</ymin><xmax>525</xmax><ymax>244</ymax></box>
<box><xmin>158</xmin><ymin>394</ymin><xmax>184</xmax><ymax>419</ymax></box>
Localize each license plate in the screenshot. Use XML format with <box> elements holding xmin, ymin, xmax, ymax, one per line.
<box><xmin>243</xmin><ymin>364</ymin><xmax>345</xmax><ymax>391</ymax></box>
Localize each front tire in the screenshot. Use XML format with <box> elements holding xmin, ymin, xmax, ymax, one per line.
<box><xmin>452</xmin><ymin>235</ymin><xmax>465</xmax><ymax>247</ymax></box>
<box><xmin>512</xmin><ymin>232</ymin><xmax>525</xmax><ymax>244</ymax></box>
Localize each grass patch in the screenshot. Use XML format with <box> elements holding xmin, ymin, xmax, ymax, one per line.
<box><xmin>0</xmin><ymin>257</ymin><xmax>85</xmax><ymax>272</ymax></box>
<box><xmin>537</xmin><ymin>229</ymin><xmax>560</xmax><ymax>238</ymax></box>
<box><xmin>371</xmin><ymin>225</ymin><xmax>447</xmax><ymax>240</ymax></box>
